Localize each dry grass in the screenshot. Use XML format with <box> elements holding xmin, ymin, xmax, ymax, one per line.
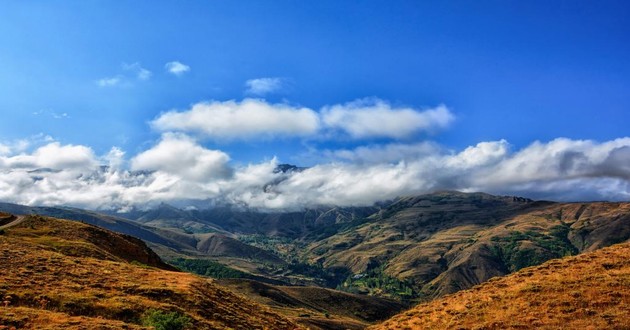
<box><xmin>218</xmin><ymin>278</ymin><xmax>405</xmax><ymax>330</ymax></box>
<box><xmin>305</xmin><ymin>195</ymin><xmax>630</xmax><ymax>301</ymax></box>
<box><xmin>0</xmin><ymin>215</ymin><xmax>302</xmax><ymax>329</ymax></box>
<box><xmin>371</xmin><ymin>242</ymin><xmax>630</xmax><ymax>329</ymax></box>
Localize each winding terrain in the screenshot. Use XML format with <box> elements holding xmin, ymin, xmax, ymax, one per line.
<box><xmin>2</xmin><ymin>191</ymin><xmax>630</xmax><ymax>329</ymax></box>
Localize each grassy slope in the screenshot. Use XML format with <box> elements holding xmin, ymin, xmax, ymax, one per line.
<box><xmin>0</xmin><ymin>215</ymin><xmax>301</xmax><ymax>330</ymax></box>
<box><xmin>371</xmin><ymin>242</ymin><xmax>630</xmax><ymax>330</ymax></box>
<box><xmin>218</xmin><ymin>278</ymin><xmax>405</xmax><ymax>330</ymax></box>
<box><xmin>304</xmin><ymin>192</ymin><xmax>630</xmax><ymax>300</ymax></box>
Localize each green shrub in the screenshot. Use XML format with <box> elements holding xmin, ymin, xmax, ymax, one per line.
<box><xmin>169</xmin><ymin>258</ymin><xmax>249</xmax><ymax>279</ymax></box>
<box><xmin>338</xmin><ymin>265</ymin><xmax>417</xmax><ymax>300</ymax></box>
<box><xmin>490</xmin><ymin>228</ymin><xmax>578</xmax><ymax>272</ymax></box>
<box><xmin>141</xmin><ymin>309</ymin><xmax>191</xmax><ymax>330</ymax></box>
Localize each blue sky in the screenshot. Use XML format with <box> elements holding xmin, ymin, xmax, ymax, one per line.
<box><xmin>1</xmin><ymin>1</ymin><xmax>629</xmax><ymax>209</ymax></box>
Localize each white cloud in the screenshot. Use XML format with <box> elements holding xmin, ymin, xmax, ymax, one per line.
<box><xmin>165</xmin><ymin>61</ymin><xmax>190</xmax><ymax>76</ymax></box>
<box><xmin>103</xmin><ymin>147</ymin><xmax>126</xmax><ymax>170</ymax></box>
<box><xmin>32</xmin><ymin>109</ymin><xmax>69</xmax><ymax>119</ymax></box>
<box><xmin>321</xmin><ymin>99</ymin><xmax>455</xmax><ymax>139</ymax></box>
<box><xmin>0</xmin><ymin>135</ymin><xmax>53</xmax><ymax>157</ymax></box>
<box><xmin>1</xmin><ymin>137</ymin><xmax>629</xmax><ymax>211</ymax></box>
<box><xmin>0</xmin><ymin>143</ymin><xmax>10</xmax><ymax>156</ymax></box>
<box><xmin>150</xmin><ymin>98</ymin><xmax>453</xmax><ymax>142</ymax></box>
<box><xmin>151</xmin><ymin>99</ymin><xmax>320</xmax><ymax>140</ymax></box>
<box><xmin>473</xmin><ymin>138</ymin><xmax>630</xmax><ymax>188</ymax></box>
<box><xmin>0</xmin><ymin>142</ymin><xmax>97</xmax><ymax>171</ymax></box>
<box><xmin>233</xmin><ymin>138</ymin><xmax>630</xmax><ymax>209</ymax></box>
<box><xmin>245</xmin><ymin>77</ymin><xmax>284</xmax><ymax>95</ymax></box>
<box><xmin>445</xmin><ymin>140</ymin><xmax>509</xmax><ymax>169</ymax></box>
<box><xmin>123</xmin><ymin>62</ymin><xmax>152</xmax><ymax>80</ymax></box>
<box><xmin>311</xmin><ymin>142</ymin><xmax>441</xmax><ymax>164</ymax></box>
<box><xmin>131</xmin><ymin>133</ymin><xmax>232</xmax><ymax>181</ymax></box>
<box><xmin>96</xmin><ymin>62</ymin><xmax>151</xmax><ymax>87</ymax></box>
<box><xmin>96</xmin><ymin>76</ymin><xmax>122</xmax><ymax>87</ymax></box>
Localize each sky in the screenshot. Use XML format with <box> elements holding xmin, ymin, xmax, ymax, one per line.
<box><xmin>0</xmin><ymin>1</ymin><xmax>629</xmax><ymax>210</ymax></box>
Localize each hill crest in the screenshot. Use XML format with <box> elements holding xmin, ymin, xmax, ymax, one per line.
<box><xmin>0</xmin><ymin>214</ymin><xmax>302</xmax><ymax>329</ymax></box>
<box><xmin>372</xmin><ymin>242</ymin><xmax>630</xmax><ymax>329</ymax></box>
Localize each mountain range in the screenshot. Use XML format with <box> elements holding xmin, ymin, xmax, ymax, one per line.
<box><xmin>1</xmin><ymin>191</ymin><xmax>629</xmax><ymax>329</ymax></box>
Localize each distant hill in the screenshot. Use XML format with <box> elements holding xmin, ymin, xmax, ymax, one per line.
<box><xmin>2</xmin><ymin>191</ymin><xmax>629</xmax><ymax>304</ymax></box>
<box><xmin>0</xmin><ymin>213</ymin><xmax>174</xmax><ymax>270</ymax></box>
<box><xmin>300</xmin><ymin>192</ymin><xmax>630</xmax><ymax>299</ymax></box>
<box><xmin>0</xmin><ymin>214</ymin><xmax>301</xmax><ymax>329</ymax></box>
<box><xmin>0</xmin><ymin>202</ymin><xmax>186</xmax><ymax>250</ymax></box>
<box><xmin>0</xmin><ymin>202</ymin><xmax>291</xmax><ymax>282</ymax></box>
<box><xmin>117</xmin><ymin>203</ymin><xmax>379</xmax><ymax>238</ymax></box>
<box><xmin>371</xmin><ymin>242</ymin><xmax>630</xmax><ymax>329</ymax></box>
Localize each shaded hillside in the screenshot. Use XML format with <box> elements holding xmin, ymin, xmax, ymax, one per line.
<box><xmin>0</xmin><ymin>214</ymin><xmax>301</xmax><ymax>329</ymax></box>
<box><xmin>219</xmin><ymin>278</ymin><xmax>405</xmax><ymax>330</ymax></box>
<box><xmin>0</xmin><ymin>202</ymin><xmax>286</xmax><ymax>280</ymax></box>
<box><xmin>3</xmin><ymin>192</ymin><xmax>629</xmax><ymax>304</ymax></box>
<box><xmin>195</xmin><ymin>233</ymin><xmax>285</xmax><ymax>264</ymax></box>
<box><xmin>0</xmin><ymin>214</ymin><xmax>174</xmax><ymax>270</ymax></box>
<box><xmin>372</xmin><ymin>242</ymin><xmax>630</xmax><ymax>330</ymax></box>
<box><xmin>304</xmin><ymin>192</ymin><xmax>549</xmax><ymax>298</ymax></box>
<box><xmin>119</xmin><ymin>204</ymin><xmax>379</xmax><ymax>238</ymax></box>
<box><xmin>0</xmin><ymin>202</ymin><xmax>185</xmax><ymax>250</ymax></box>
<box><xmin>416</xmin><ymin>201</ymin><xmax>630</xmax><ymax>298</ymax></box>
<box><xmin>302</xmin><ymin>192</ymin><xmax>630</xmax><ymax>299</ymax></box>
<box><xmin>0</xmin><ymin>211</ymin><xmax>16</xmax><ymax>226</ymax></box>
<box><xmin>124</xmin><ymin>203</ymin><xmax>227</xmax><ymax>234</ymax></box>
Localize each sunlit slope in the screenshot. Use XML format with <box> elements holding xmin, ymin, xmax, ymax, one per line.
<box><xmin>0</xmin><ymin>215</ymin><xmax>301</xmax><ymax>329</ymax></box>
<box><xmin>304</xmin><ymin>192</ymin><xmax>630</xmax><ymax>299</ymax></box>
<box><xmin>372</xmin><ymin>242</ymin><xmax>630</xmax><ymax>329</ymax></box>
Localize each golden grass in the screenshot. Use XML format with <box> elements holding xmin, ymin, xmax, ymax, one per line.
<box><xmin>0</xmin><ymin>215</ymin><xmax>302</xmax><ymax>329</ymax></box>
<box><xmin>371</xmin><ymin>242</ymin><xmax>630</xmax><ymax>329</ymax></box>
<box><xmin>218</xmin><ymin>278</ymin><xmax>405</xmax><ymax>330</ymax></box>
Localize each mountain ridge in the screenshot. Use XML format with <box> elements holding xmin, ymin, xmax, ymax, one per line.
<box><xmin>372</xmin><ymin>241</ymin><xmax>630</xmax><ymax>329</ymax></box>
<box><xmin>2</xmin><ymin>191</ymin><xmax>629</xmax><ymax>303</ymax></box>
<box><xmin>0</xmin><ymin>214</ymin><xmax>302</xmax><ymax>329</ymax></box>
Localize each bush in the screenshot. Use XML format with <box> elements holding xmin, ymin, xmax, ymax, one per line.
<box><xmin>169</xmin><ymin>258</ymin><xmax>249</xmax><ymax>279</ymax></box>
<box><xmin>141</xmin><ymin>309</ymin><xmax>191</xmax><ymax>330</ymax></box>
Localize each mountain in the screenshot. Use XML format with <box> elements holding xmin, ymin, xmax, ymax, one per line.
<box><xmin>0</xmin><ymin>212</ymin><xmax>174</xmax><ymax>271</ymax></box>
<box><xmin>0</xmin><ymin>213</ymin><xmax>302</xmax><ymax>329</ymax></box>
<box><xmin>3</xmin><ymin>191</ymin><xmax>629</xmax><ymax>305</ymax></box>
<box><xmin>299</xmin><ymin>192</ymin><xmax>630</xmax><ymax>299</ymax></box>
<box><xmin>0</xmin><ymin>202</ymin><xmax>186</xmax><ymax>250</ymax></box>
<box><xmin>371</xmin><ymin>241</ymin><xmax>630</xmax><ymax>329</ymax></box>
<box><xmin>118</xmin><ymin>204</ymin><xmax>379</xmax><ymax>238</ymax></box>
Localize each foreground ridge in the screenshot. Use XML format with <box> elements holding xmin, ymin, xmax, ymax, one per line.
<box><xmin>0</xmin><ymin>215</ymin><xmax>302</xmax><ymax>329</ymax></box>
<box><xmin>371</xmin><ymin>242</ymin><xmax>630</xmax><ymax>329</ymax></box>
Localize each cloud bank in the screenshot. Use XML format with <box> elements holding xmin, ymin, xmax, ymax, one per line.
<box><xmin>151</xmin><ymin>99</ymin><xmax>320</xmax><ymax>140</ymax></box>
<box><xmin>322</xmin><ymin>99</ymin><xmax>454</xmax><ymax>139</ymax></box>
<box><xmin>131</xmin><ymin>133</ymin><xmax>232</xmax><ymax>181</ymax></box>
<box><xmin>151</xmin><ymin>98</ymin><xmax>454</xmax><ymax>141</ymax></box>
<box><xmin>1</xmin><ymin>136</ymin><xmax>629</xmax><ymax>211</ymax></box>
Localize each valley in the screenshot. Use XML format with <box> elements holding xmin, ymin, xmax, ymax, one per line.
<box><xmin>96</xmin><ymin>191</ymin><xmax>630</xmax><ymax>301</ymax></box>
<box><xmin>1</xmin><ymin>191</ymin><xmax>629</xmax><ymax>329</ymax></box>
